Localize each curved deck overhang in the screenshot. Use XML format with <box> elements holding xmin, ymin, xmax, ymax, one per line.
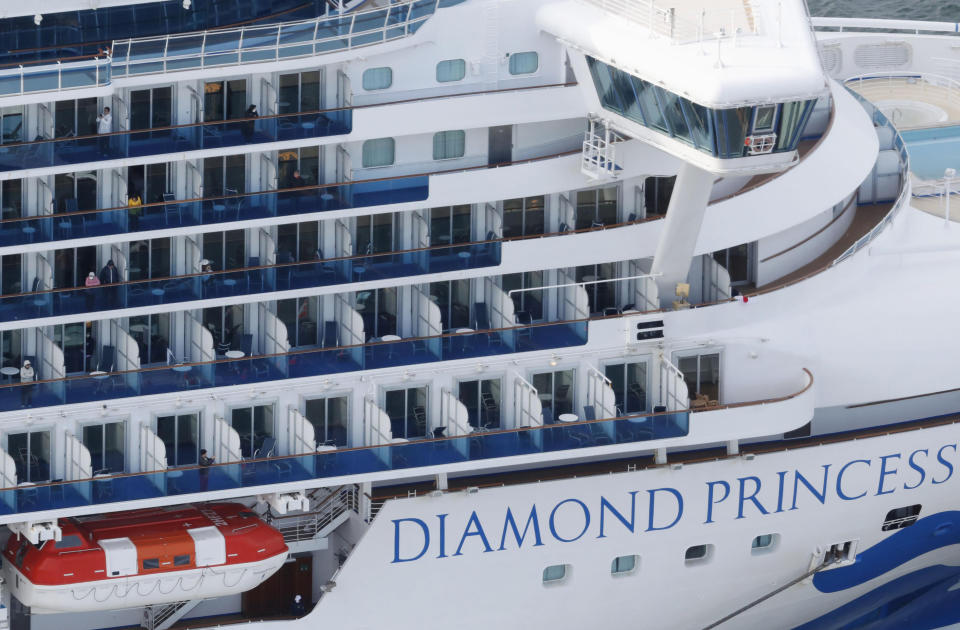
<box><xmin>692</xmin><ymin>79</ymin><xmax>879</xmax><ymax>256</ymax></box>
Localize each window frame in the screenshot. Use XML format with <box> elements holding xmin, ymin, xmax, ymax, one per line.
<box><xmin>432</xmin><ymin>130</ymin><xmax>466</xmax><ymax>160</ymax></box>
<box><xmin>361</xmin><ymin>137</ymin><xmax>396</xmax><ymax>168</ymax></box>
<box><xmin>610</xmin><ymin>554</ymin><xmax>638</xmax><ymax>575</ymax></box>
<box><xmin>362</xmin><ymin>67</ymin><xmax>393</xmax><ymax>91</ymax></box>
<box><xmin>542</xmin><ymin>564</ymin><xmax>568</xmax><ymax>584</ymax></box>
<box><xmin>509</xmin><ymin>51</ymin><xmax>539</xmax><ymax>75</ymax></box>
<box><xmin>155</xmin><ymin>411</ymin><xmax>201</xmax><ymax>468</ymax></box>
<box><xmin>436</xmin><ymin>59</ymin><xmax>466</xmax><ymax>83</ymax></box>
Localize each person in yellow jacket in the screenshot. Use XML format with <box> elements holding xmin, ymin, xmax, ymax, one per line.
<box><xmin>128</xmin><ymin>191</ymin><xmax>143</xmax><ymax>230</ymax></box>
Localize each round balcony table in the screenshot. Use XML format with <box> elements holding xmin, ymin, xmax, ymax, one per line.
<box><xmin>558</xmin><ymin>413</ymin><xmax>579</xmax><ymax>423</ymax></box>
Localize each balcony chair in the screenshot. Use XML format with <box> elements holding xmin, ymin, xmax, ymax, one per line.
<box><xmin>97</xmin><ymin>346</ymin><xmax>115</xmax><ymax>372</ymax></box>
<box><xmin>541</xmin><ymin>407</ymin><xmax>554</xmax><ymax>425</ymax></box>
<box><xmin>514</xmin><ymin>311</ymin><xmax>533</xmax><ymax>347</ymax></box>
<box><xmin>321</xmin><ymin>321</ymin><xmax>339</xmax><ymax>348</ymax></box>
<box><xmin>472</xmin><ymin>302</ymin><xmax>503</xmax><ymax>348</ymax></box>
<box><xmin>246</xmin><ymin>256</ymin><xmax>263</xmax><ymax>293</ymax></box>
<box><xmin>162</xmin><ymin>192</ymin><xmax>180</xmax><ymax>226</ymax></box>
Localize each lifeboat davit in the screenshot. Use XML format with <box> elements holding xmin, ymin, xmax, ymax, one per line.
<box><xmin>3</xmin><ymin>503</ymin><xmax>288</xmax><ymax>613</ymax></box>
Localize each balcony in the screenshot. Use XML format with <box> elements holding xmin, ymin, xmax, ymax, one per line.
<box><xmin>0</xmin><ymin>320</ymin><xmax>588</xmax><ymax>414</ymax></box>
<box><xmin>111</xmin><ymin>0</ymin><xmax>466</xmax><ymax>78</ymax></box>
<box><xmin>0</xmin><ymin>109</ymin><xmax>352</xmax><ymax>175</ymax></box>
<box><xmin>0</xmin><ymin>405</ymin><xmax>686</xmax><ymax>520</ymax></box>
<box><xmin>0</xmin><ymin>0</ymin><xmax>467</xmax><ymax>97</ymax></box>
<box><xmin>0</xmin><ymin>241</ymin><xmax>501</xmax><ymax>322</ymax></box>
<box><xmin>0</xmin><ymin>177</ymin><xmax>428</xmax><ymax>248</ymax></box>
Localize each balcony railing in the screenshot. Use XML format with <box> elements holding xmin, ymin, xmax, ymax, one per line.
<box><xmin>0</xmin><ymin>404</ymin><xmax>687</xmax><ymax>518</ymax></box>
<box><xmin>0</xmin><ymin>0</ymin><xmax>467</xmax><ymax>98</ymax></box>
<box><xmin>0</xmin><ymin>319</ymin><xmax>589</xmax><ymax>414</ymax></box>
<box><xmin>0</xmin><ymin>109</ymin><xmax>352</xmax><ymax>174</ymax></box>
<box><xmin>0</xmin><ymin>240</ymin><xmax>501</xmax><ymax>322</ymax></box>
<box><xmin>0</xmin><ymin>176</ymin><xmax>429</xmax><ymax>247</ymax></box>
<box><xmin>112</xmin><ymin>0</ymin><xmax>465</xmax><ymax>78</ymax></box>
<box><xmin>0</xmin><ymin>55</ymin><xmax>111</xmax><ymax>97</ymax></box>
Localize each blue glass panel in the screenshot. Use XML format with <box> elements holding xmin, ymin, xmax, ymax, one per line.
<box><xmin>352</xmin><ymin>9</ymin><xmax>388</xmax><ymax>33</ymax></box>
<box><xmin>23</xmin><ymin>71</ymin><xmax>58</xmax><ymax>93</ymax></box>
<box><xmin>0</xmin><ymin>405</ymin><xmax>687</xmax><ymax>517</ymax></box>
<box><xmin>0</xmin><ymin>241</ymin><xmax>500</xmax><ymax>322</ymax></box>
<box><xmin>165</xmin><ymin>34</ymin><xmax>205</xmax><ymax>58</ymax></box>
<box><xmin>278</xmin><ymin>22</ymin><xmax>316</xmax><ymax>45</ymax></box>
<box><xmin>59</xmin><ymin>67</ymin><xmax>99</xmax><ymax>89</ymax></box>
<box><xmin>0</xmin><ymin>321</ymin><xmax>587</xmax><ymax>415</ymax></box>
<box><xmin>240</xmin><ymin>26</ymin><xmax>280</xmax><ymax>49</ymax></box>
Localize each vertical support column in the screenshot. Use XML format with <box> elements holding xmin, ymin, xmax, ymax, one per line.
<box><xmin>359</xmin><ymin>481</ymin><xmax>372</xmax><ymax>522</ymax></box>
<box><xmin>649</xmin><ymin>163</ymin><xmax>715</xmax><ymax>304</ymax></box>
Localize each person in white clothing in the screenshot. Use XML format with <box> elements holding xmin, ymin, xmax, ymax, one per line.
<box><xmin>95</xmin><ymin>106</ymin><xmax>112</xmax><ymax>155</ymax></box>
<box><xmin>19</xmin><ymin>360</ymin><xmax>34</xmax><ymax>408</ymax></box>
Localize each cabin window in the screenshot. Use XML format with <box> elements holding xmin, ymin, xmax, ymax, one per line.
<box><xmin>361</xmin><ymin>138</ymin><xmax>395</xmax><ymax>168</ymax></box>
<box><xmin>751</xmin><ymin>534</ymin><xmax>779</xmax><ymax>554</ymax></box>
<box><xmin>685</xmin><ymin>544</ymin><xmax>712</xmax><ymax>564</ymax></box>
<box><xmin>883</xmin><ymin>505</ymin><xmax>921</xmax><ymax>531</ymax></box>
<box><xmin>611</xmin><ymin>555</ymin><xmax>638</xmax><ymax>575</ymax></box>
<box><xmin>55</xmin><ymin>535</ymin><xmax>83</xmax><ymax>549</ymax></box>
<box><xmin>143</xmin><ymin>558</ymin><xmax>160</xmax><ymax>569</ymax></box>
<box><xmin>542</xmin><ymin>564</ymin><xmax>567</xmax><ymax>584</ymax></box>
<box><xmin>174</xmin><ymin>555</ymin><xmax>191</xmax><ymax>566</ymax></box>
<box><xmin>436</xmin><ymin>59</ymin><xmax>466</xmax><ymax>83</ymax></box>
<box><xmin>362</xmin><ymin>67</ymin><xmax>392</xmax><ymax>91</ymax></box>
<box><xmin>509</xmin><ymin>52</ymin><xmax>539</xmax><ymax>75</ymax></box>
<box><xmin>433</xmin><ymin>130</ymin><xmax>466</xmax><ymax>160</ymax></box>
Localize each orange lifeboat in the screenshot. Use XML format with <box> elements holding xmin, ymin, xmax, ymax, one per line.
<box><xmin>2</xmin><ymin>503</ymin><xmax>288</xmax><ymax>613</ymax></box>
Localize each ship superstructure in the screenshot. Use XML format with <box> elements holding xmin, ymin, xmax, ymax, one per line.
<box><xmin>0</xmin><ymin>0</ymin><xmax>955</xmax><ymax>628</ymax></box>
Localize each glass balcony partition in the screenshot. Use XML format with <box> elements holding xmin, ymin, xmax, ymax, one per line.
<box><xmin>0</xmin><ymin>403</ymin><xmax>684</xmax><ymax>517</ymax></box>
<box><xmin>0</xmin><ymin>108</ymin><xmax>352</xmax><ymax>174</ymax></box>
<box><xmin>0</xmin><ymin>320</ymin><xmax>588</xmax><ymax>414</ymax></box>
<box><xmin>0</xmin><ymin>240</ymin><xmax>501</xmax><ymax>322</ymax></box>
<box><xmin>0</xmin><ymin>174</ymin><xmax>427</xmax><ymax>248</ymax></box>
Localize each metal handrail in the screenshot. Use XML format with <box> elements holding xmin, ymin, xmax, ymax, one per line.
<box><xmin>811</xmin><ymin>16</ymin><xmax>960</xmax><ymax>34</ymax></box>
<box><xmin>830</xmin><ymin>89</ymin><xmax>910</xmax><ymax>265</ymax></box>
<box><xmin>845</xmin><ymin>72</ymin><xmax>960</xmax><ymax>121</ymax></box>
<box><xmin>112</xmin><ymin>0</ymin><xmax>456</xmax><ymax>78</ymax></box>
<box><xmin>580</xmin><ymin>0</ymin><xmax>763</xmax><ymax>44</ymax></box>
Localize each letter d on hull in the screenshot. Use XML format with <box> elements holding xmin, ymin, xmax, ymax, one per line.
<box><xmin>393</xmin><ymin>518</ymin><xmax>430</xmax><ymax>563</ymax></box>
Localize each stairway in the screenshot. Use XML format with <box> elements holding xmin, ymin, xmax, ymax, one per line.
<box><xmin>581</xmin><ymin>119</ymin><xmax>621</xmax><ymax>179</ymax></box>
<box><xmin>141</xmin><ymin>599</ymin><xmax>203</xmax><ymax>630</ymax></box>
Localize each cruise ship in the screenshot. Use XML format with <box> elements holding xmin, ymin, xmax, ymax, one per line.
<box><xmin>0</xmin><ymin>0</ymin><xmax>956</xmax><ymax>628</ymax></box>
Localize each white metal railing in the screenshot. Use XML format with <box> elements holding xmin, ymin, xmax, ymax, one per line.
<box><xmin>658</xmin><ymin>354</ymin><xmax>689</xmax><ymax>411</ymax></box>
<box><xmin>832</xmin><ymin>89</ymin><xmax>911</xmax><ymax>264</ymax></box>
<box><xmin>812</xmin><ymin>17</ymin><xmax>960</xmax><ymax>34</ymax></box>
<box><xmin>845</xmin><ymin>72</ymin><xmax>960</xmax><ymax>120</ymax></box>
<box><xmin>270</xmin><ymin>485</ymin><xmax>359</xmax><ymax>543</ymax></box>
<box><xmin>580</xmin><ymin>0</ymin><xmax>764</xmax><ymax>44</ymax></box>
<box><xmin>112</xmin><ymin>0</ymin><xmax>459</xmax><ymax>78</ymax></box>
<box><xmin>581</xmin><ymin>120</ymin><xmax>620</xmax><ymax>180</ymax></box>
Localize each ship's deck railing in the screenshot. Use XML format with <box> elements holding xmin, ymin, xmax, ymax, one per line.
<box><xmin>0</xmin><ymin>0</ymin><xmax>465</xmax><ymax>97</ymax></box>
<box><xmin>0</xmin><ymin>369</ymin><xmax>812</xmax><ymax>521</ymax></box>
<box><xmin>0</xmin><ymin>213</ymin><xmax>659</xmax><ymax>324</ymax></box>
<box><xmin>831</xmin><ymin>89</ymin><xmax>910</xmax><ymax>265</ymax></box>
<box><xmin>0</xmin><ymin>315</ymin><xmax>590</xmax><ymax>414</ymax></box>
<box><xmin>0</xmin><ymin>80</ymin><xmax>574</xmax><ymax>178</ymax></box>
<box><xmin>112</xmin><ymin>0</ymin><xmax>465</xmax><ymax>78</ymax></box>
<box><xmin>0</xmin><ymin>55</ymin><xmax>111</xmax><ymax>97</ymax></box>
<box><xmin>811</xmin><ymin>16</ymin><xmax>960</xmax><ymax>34</ymax></box>
<box><xmin>580</xmin><ymin>0</ymin><xmax>763</xmax><ymax>45</ymax></box>
<box><xmin>268</xmin><ymin>485</ymin><xmax>359</xmax><ymax>542</ymax></box>
<box><xmin>845</xmin><ymin>71</ymin><xmax>960</xmax><ymax>123</ymax></box>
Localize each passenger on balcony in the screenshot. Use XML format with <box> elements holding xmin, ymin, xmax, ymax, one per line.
<box><xmin>287</xmin><ymin>169</ymin><xmax>307</xmax><ymax>189</ymax></box>
<box><xmin>99</xmin><ymin>259</ymin><xmax>120</xmax><ymax>308</ymax></box>
<box><xmin>242</xmin><ymin>104</ymin><xmax>258</xmax><ymax>142</ymax></box>
<box><xmin>19</xmin><ymin>360</ymin><xmax>33</xmax><ymax>408</ymax></box>
<box><xmin>95</xmin><ymin>106</ymin><xmax>112</xmax><ymax>155</ymax></box>
<box><xmin>84</xmin><ymin>271</ymin><xmax>100</xmax><ymax>310</ymax></box>
<box><xmin>127</xmin><ymin>191</ymin><xmax>142</xmax><ymax>230</ymax></box>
